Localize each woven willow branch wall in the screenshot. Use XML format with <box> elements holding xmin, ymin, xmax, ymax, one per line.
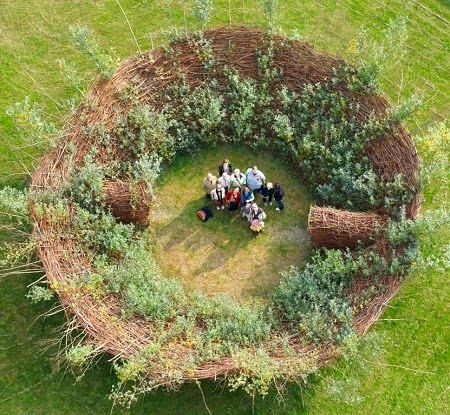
<box><xmin>29</xmin><ymin>26</ymin><xmax>420</xmax><ymax>383</ymax></box>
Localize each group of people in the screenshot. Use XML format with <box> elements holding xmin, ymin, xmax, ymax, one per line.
<box><xmin>202</xmin><ymin>158</ymin><xmax>285</xmax><ymax>234</ymax></box>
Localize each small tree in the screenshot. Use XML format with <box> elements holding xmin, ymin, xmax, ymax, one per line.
<box><xmin>260</xmin><ymin>0</ymin><xmax>279</xmax><ymax>32</ymax></box>
<box><xmin>194</xmin><ymin>0</ymin><xmax>213</xmax><ymax>28</ymax></box>
<box><xmin>70</xmin><ymin>25</ymin><xmax>119</xmax><ymax>79</ymax></box>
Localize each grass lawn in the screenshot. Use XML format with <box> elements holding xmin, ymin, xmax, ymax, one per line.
<box><xmin>0</xmin><ymin>1</ymin><xmax>449</xmax><ymax>414</ymax></box>
<box><xmin>147</xmin><ymin>144</ymin><xmax>311</xmax><ymax>303</ymax></box>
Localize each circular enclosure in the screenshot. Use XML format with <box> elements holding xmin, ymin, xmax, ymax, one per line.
<box><xmin>30</xmin><ymin>26</ymin><xmax>420</xmax><ymax>387</ymax></box>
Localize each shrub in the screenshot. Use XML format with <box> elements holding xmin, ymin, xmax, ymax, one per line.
<box><xmin>228</xmin><ymin>347</ymin><xmax>277</xmax><ymax>397</ymax></box>
<box><xmin>224</xmin><ymin>68</ymin><xmax>259</xmax><ymax>141</ymax></box>
<box><xmin>0</xmin><ymin>186</ymin><xmax>30</xmax><ymax>229</ymax></box>
<box><xmin>130</xmin><ymin>153</ymin><xmax>162</xmax><ymax>195</ymax></box>
<box><xmin>70</xmin><ymin>25</ymin><xmax>119</xmax><ymax>79</ymax></box>
<box><xmin>68</xmin><ymin>160</ymin><xmax>106</xmax><ymax>211</ymax></box>
<box><xmin>194</xmin><ymin>0</ymin><xmax>213</xmax><ymax>28</ymax></box>
<box><xmin>66</xmin><ymin>344</ymin><xmax>97</xmax><ymax>370</ymax></box>
<box><xmin>260</xmin><ymin>0</ymin><xmax>279</xmax><ymax>31</ymax></box>
<box><xmin>99</xmin><ymin>241</ymin><xmax>186</xmax><ymax>321</ymax></box>
<box><xmin>6</xmin><ymin>97</ymin><xmax>56</xmax><ymax>148</ymax></box>
<box><xmin>194</xmin><ymin>293</ymin><xmax>272</xmax><ymax>349</ymax></box>
<box><xmin>26</xmin><ymin>285</ymin><xmax>54</xmax><ymax>303</ymax></box>
<box><xmin>115</xmin><ymin>104</ymin><xmax>175</xmax><ymax>160</ymax></box>
<box><xmin>274</xmin><ymin>249</ymin><xmax>355</xmax><ymax>342</ymax></box>
<box><xmin>73</xmin><ymin>207</ymin><xmax>135</xmax><ymax>255</ymax></box>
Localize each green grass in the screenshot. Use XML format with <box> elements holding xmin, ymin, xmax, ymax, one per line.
<box><xmin>0</xmin><ymin>1</ymin><xmax>449</xmax><ymax>414</ymax></box>
<box><xmin>147</xmin><ymin>144</ymin><xmax>311</xmax><ymax>303</ymax></box>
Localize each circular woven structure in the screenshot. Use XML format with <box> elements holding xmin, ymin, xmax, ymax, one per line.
<box><xmin>30</xmin><ymin>26</ymin><xmax>420</xmax><ymax>384</ymax></box>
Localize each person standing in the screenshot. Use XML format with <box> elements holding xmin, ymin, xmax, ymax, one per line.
<box><xmin>249</xmin><ymin>203</ymin><xmax>266</xmax><ymax>235</ymax></box>
<box><xmin>218</xmin><ymin>158</ymin><xmax>233</xmax><ymax>176</ymax></box>
<box><xmin>273</xmin><ymin>182</ymin><xmax>285</xmax><ymax>211</ymax></box>
<box><xmin>226</xmin><ymin>186</ymin><xmax>241</xmax><ymax>212</ymax></box>
<box><xmin>211</xmin><ymin>183</ymin><xmax>226</xmax><ymax>210</ymax></box>
<box><xmin>203</xmin><ymin>172</ymin><xmax>217</xmax><ymax>199</ymax></box>
<box><xmin>241</xmin><ymin>201</ymin><xmax>252</xmax><ymax>221</ymax></box>
<box><xmin>241</xmin><ymin>186</ymin><xmax>255</xmax><ymax>206</ymax></box>
<box><xmin>260</xmin><ymin>182</ymin><xmax>274</xmax><ymax>206</ymax></box>
<box><xmin>230</xmin><ymin>168</ymin><xmax>246</xmax><ymax>189</ymax></box>
<box><xmin>245</xmin><ymin>165</ymin><xmax>266</xmax><ymax>194</ymax></box>
<box><xmin>218</xmin><ymin>172</ymin><xmax>231</xmax><ymax>193</ymax></box>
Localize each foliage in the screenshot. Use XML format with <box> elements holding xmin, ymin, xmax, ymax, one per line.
<box><xmin>65</xmin><ymin>344</ymin><xmax>97</xmax><ymax>370</ymax></box>
<box><xmin>260</xmin><ymin>0</ymin><xmax>279</xmax><ymax>31</ymax></box>
<box><xmin>347</xmin><ymin>15</ymin><xmax>409</xmax><ymax>91</ymax></box>
<box><xmin>0</xmin><ymin>186</ymin><xmax>30</xmax><ymax>229</ymax></box>
<box><xmin>194</xmin><ymin>0</ymin><xmax>213</xmax><ymax>28</ymax></box>
<box><xmin>73</xmin><ymin>207</ymin><xmax>135</xmax><ymax>255</ymax></box>
<box><xmin>224</xmin><ymin>68</ymin><xmax>259</xmax><ymax>141</ymax></box>
<box><xmin>274</xmin><ymin>249</ymin><xmax>354</xmax><ymax>342</ymax></box>
<box><xmin>115</xmin><ymin>104</ymin><xmax>175</xmax><ymax>160</ymax></box>
<box><xmin>26</xmin><ymin>284</ymin><xmax>54</xmax><ymax>303</ymax></box>
<box><xmin>67</xmin><ymin>159</ymin><xmax>106</xmax><ymax>211</ymax></box>
<box><xmin>6</xmin><ymin>97</ymin><xmax>57</xmax><ymax>148</ymax></box>
<box><xmin>69</xmin><ymin>25</ymin><xmax>119</xmax><ymax>79</ymax></box>
<box><xmin>194</xmin><ymin>293</ymin><xmax>271</xmax><ymax>349</ymax></box>
<box><xmin>97</xmin><ymin>241</ymin><xmax>186</xmax><ymax>321</ymax></box>
<box><xmin>228</xmin><ymin>347</ymin><xmax>278</xmax><ymax>397</ymax></box>
<box><xmin>190</xmin><ymin>33</ymin><xmax>216</xmax><ymax>70</ymax></box>
<box><xmin>385</xmin><ymin>208</ymin><xmax>415</xmax><ymax>247</ymax></box>
<box><xmin>131</xmin><ymin>153</ymin><xmax>162</xmax><ymax>192</ymax></box>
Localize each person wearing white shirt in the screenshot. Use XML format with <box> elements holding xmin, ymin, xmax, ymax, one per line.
<box><xmin>210</xmin><ymin>183</ymin><xmax>226</xmax><ymax>210</ymax></box>
<box><xmin>245</xmin><ymin>165</ymin><xmax>266</xmax><ymax>193</ymax></box>
<box><xmin>218</xmin><ymin>172</ymin><xmax>231</xmax><ymax>193</ymax></box>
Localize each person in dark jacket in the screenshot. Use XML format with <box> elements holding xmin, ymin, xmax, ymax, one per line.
<box><xmin>260</xmin><ymin>182</ymin><xmax>274</xmax><ymax>206</ymax></box>
<box><xmin>273</xmin><ymin>183</ymin><xmax>285</xmax><ymax>211</ymax></box>
<box><xmin>218</xmin><ymin>158</ymin><xmax>233</xmax><ymax>176</ymax></box>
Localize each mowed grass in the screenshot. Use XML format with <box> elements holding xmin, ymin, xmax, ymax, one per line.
<box><xmin>0</xmin><ymin>1</ymin><xmax>449</xmax><ymax>414</ymax></box>
<box><xmin>147</xmin><ymin>145</ymin><xmax>311</xmax><ymax>303</ymax></box>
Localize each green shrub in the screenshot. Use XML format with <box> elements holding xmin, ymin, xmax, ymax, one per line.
<box><xmin>115</xmin><ymin>104</ymin><xmax>175</xmax><ymax>160</ymax></box>
<box><xmin>68</xmin><ymin>160</ymin><xmax>105</xmax><ymax>211</ymax></box>
<box><xmin>194</xmin><ymin>0</ymin><xmax>213</xmax><ymax>28</ymax></box>
<box><xmin>70</xmin><ymin>25</ymin><xmax>119</xmax><ymax>79</ymax></box>
<box><xmin>194</xmin><ymin>293</ymin><xmax>272</xmax><ymax>348</ymax></box>
<box><xmin>66</xmin><ymin>344</ymin><xmax>97</xmax><ymax>370</ymax></box>
<box><xmin>26</xmin><ymin>285</ymin><xmax>54</xmax><ymax>303</ymax></box>
<box><xmin>0</xmin><ymin>186</ymin><xmax>30</xmax><ymax>229</ymax></box>
<box><xmin>224</xmin><ymin>68</ymin><xmax>259</xmax><ymax>141</ymax></box>
<box><xmin>274</xmin><ymin>249</ymin><xmax>355</xmax><ymax>342</ymax></box>
<box><xmin>6</xmin><ymin>97</ymin><xmax>56</xmax><ymax>148</ymax></box>
<box><xmin>98</xmin><ymin>241</ymin><xmax>186</xmax><ymax>321</ymax></box>
<box><xmin>73</xmin><ymin>207</ymin><xmax>135</xmax><ymax>255</ymax></box>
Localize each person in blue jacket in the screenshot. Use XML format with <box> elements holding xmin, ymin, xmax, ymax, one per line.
<box><xmin>240</xmin><ymin>186</ymin><xmax>255</xmax><ymax>206</ymax></box>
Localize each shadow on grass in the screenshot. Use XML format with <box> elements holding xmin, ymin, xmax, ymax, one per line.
<box><xmin>148</xmin><ymin>185</ymin><xmax>312</xmax><ymax>303</ymax></box>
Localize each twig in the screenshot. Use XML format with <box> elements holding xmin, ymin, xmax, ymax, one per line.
<box><xmin>362</xmin><ymin>358</ymin><xmax>436</xmax><ymax>375</ymax></box>
<box><xmin>196</xmin><ymin>380</ymin><xmax>212</xmax><ymax>415</ymax></box>
<box><xmin>114</xmin><ymin>0</ymin><xmax>142</xmax><ymax>54</ymax></box>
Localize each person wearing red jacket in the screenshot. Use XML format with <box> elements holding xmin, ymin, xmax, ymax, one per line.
<box><xmin>226</xmin><ymin>186</ymin><xmax>241</xmax><ymax>212</ymax></box>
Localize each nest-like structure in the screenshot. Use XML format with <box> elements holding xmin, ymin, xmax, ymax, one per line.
<box><xmin>308</xmin><ymin>207</ymin><xmax>387</xmax><ymax>249</ymax></box>
<box><xmin>30</xmin><ymin>26</ymin><xmax>420</xmax><ymax>383</ymax></box>
<box><xmin>103</xmin><ymin>180</ymin><xmax>152</xmax><ymax>225</ymax></box>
